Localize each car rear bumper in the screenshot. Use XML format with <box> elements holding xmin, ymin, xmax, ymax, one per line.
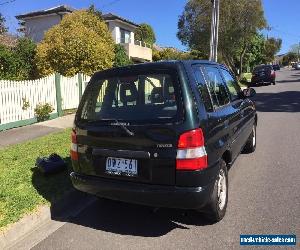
<box><xmin>70</xmin><ymin>172</ymin><xmax>214</xmax><ymax>209</ymax></box>
<box><xmin>251</xmin><ymin>76</ymin><xmax>274</xmax><ymax>84</ymax></box>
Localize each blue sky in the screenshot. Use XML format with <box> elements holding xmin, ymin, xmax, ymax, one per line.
<box><xmin>0</xmin><ymin>0</ymin><xmax>299</xmax><ymax>54</ymax></box>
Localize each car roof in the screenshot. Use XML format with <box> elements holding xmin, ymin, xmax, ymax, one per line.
<box><xmin>93</xmin><ymin>60</ymin><xmax>222</xmax><ymax>77</ymax></box>
<box><xmin>254</xmin><ymin>65</ymin><xmax>272</xmax><ymax>70</ymax></box>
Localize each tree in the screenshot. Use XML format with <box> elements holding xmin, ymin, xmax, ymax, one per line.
<box><xmin>289</xmin><ymin>44</ymin><xmax>300</xmax><ymax>55</ymax></box>
<box><xmin>36</xmin><ymin>10</ymin><xmax>115</xmax><ymax>76</ymax></box>
<box><xmin>152</xmin><ymin>48</ymin><xmax>194</xmax><ymax>61</ymax></box>
<box><xmin>262</xmin><ymin>37</ymin><xmax>282</xmax><ymax>63</ymax></box>
<box><xmin>135</xmin><ymin>23</ymin><xmax>156</xmax><ymax>45</ymax></box>
<box><xmin>0</xmin><ymin>13</ymin><xmax>7</xmax><ymax>34</ymax></box>
<box><xmin>14</xmin><ymin>38</ymin><xmax>37</xmax><ymax>78</ymax></box>
<box><xmin>243</xmin><ymin>33</ymin><xmax>265</xmax><ymax>71</ymax></box>
<box><xmin>0</xmin><ymin>38</ymin><xmax>36</xmax><ymax>80</ymax></box>
<box><xmin>282</xmin><ymin>52</ymin><xmax>297</xmax><ymax>66</ymax></box>
<box><xmin>113</xmin><ymin>44</ymin><xmax>132</xmax><ymax>67</ymax></box>
<box><xmin>177</xmin><ymin>0</ymin><xmax>267</xmax><ymax>76</ymax></box>
<box><xmin>0</xmin><ymin>45</ymin><xmax>16</xmax><ymax>79</ymax></box>
<box><xmin>88</xmin><ymin>4</ymin><xmax>103</xmax><ymax>20</ymax></box>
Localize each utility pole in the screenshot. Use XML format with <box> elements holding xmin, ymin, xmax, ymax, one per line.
<box><xmin>209</xmin><ymin>0</ymin><xmax>216</xmax><ymax>61</ymax></box>
<box><xmin>209</xmin><ymin>0</ymin><xmax>220</xmax><ymax>62</ymax></box>
<box><xmin>298</xmin><ymin>42</ymin><xmax>300</xmax><ymax>62</ymax></box>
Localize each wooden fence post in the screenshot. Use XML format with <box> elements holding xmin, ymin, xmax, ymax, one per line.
<box><xmin>78</xmin><ymin>73</ymin><xmax>83</xmax><ymax>102</ymax></box>
<box><xmin>55</xmin><ymin>73</ymin><xmax>63</xmax><ymax>117</ymax></box>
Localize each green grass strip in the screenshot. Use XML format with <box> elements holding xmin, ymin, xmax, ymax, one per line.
<box><xmin>0</xmin><ymin>129</ymin><xmax>73</xmax><ymax>230</ymax></box>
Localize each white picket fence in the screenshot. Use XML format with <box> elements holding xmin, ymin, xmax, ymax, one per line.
<box><xmin>0</xmin><ymin>73</ymin><xmax>90</xmax><ymax>127</ymax></box>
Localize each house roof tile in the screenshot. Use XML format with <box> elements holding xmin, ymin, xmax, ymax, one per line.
<box><xmin>15</xmin><ymin>5</ymin><xmax>76</xmax><ymax>19</ymax></box>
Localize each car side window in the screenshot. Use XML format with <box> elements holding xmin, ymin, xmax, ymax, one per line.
<box><xmin>193</xmin><ymin>66</ymin><xmax>213</xmax><ymax>111</ymax></box>
<box><xmin>220</xmin><ymin>68</ymin><xmax>241</xmax><ymax>101</ymax></box>
<box><xmin>203</xmin><ymin>66</ymin><xmax>230</xmax><ymax>108</ymax></box>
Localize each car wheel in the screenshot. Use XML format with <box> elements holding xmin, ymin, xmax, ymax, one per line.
<box><xmin>202</xmin><ymin>160</ymin><xmax>228</xmax><ymax>223</ymax></box>
<box><xmin>242</xmin><ymin>124</ymin><xmax>256</xmax><ymax>153</ymax></box>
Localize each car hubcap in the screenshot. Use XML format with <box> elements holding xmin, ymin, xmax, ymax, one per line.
<box><xmin>252</xmin><ymin>127</ymin><xmax>256</xmax><ymax>147</ymax></box>
<box><xmin>217</xmin><ymin>169</ymin><xmax>227</xmax><ymax>210</ymax></box>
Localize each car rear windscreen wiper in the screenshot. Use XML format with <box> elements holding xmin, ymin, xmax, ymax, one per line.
<box><xmin>114</xmin><ymin>119</ymin><xmax>134</xmax><ymax>136</ymax></box>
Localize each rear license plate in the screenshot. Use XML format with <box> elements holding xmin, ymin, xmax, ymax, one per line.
<box><xmin>106</xmin><ymin>157</ymin><xmax>137</xmax><ymax>176</ymax></box>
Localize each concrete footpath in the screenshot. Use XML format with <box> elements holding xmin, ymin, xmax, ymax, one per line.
<box><xmin>0</xmin><ymin>114</ymin><xmax>75</xmax><ymax>149</ymax></box>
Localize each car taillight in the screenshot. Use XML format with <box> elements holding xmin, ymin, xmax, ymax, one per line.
<box><xmin>176</xmin><ymin>128</ymin><xmax>208</xmax><ymax>170</ymax></box>
<box><xmin>271</xmin><ymin>70</ymin><xmax>275</xmax><ymax>77</ymax></box>
<box><xmin>70</xmin><ymin>129</ymin><xmax>78</xmax><ymax>161</ymax></box>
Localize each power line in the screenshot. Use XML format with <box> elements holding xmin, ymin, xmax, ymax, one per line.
<box><xmin>0</xmin><ymin>0</ymin><xmax>15</xmax><ymax>6</ymax></box>
<box><xmin>270</xmin><ymin>27</ymin><xmax>299</xmax><ymax>39</ymax></box>
<box><xmin>100</xmin><ymin>0</ymin><xmax>121</xmax><ymax>9</ymax></box>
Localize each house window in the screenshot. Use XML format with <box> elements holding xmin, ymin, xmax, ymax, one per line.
<box><xmin>120</xmin><ymin>28</ymin><xmax>131</xmax><ymax>43</ymax></box>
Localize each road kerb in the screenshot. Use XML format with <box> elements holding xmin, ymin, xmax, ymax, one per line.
<box><xmin>0</xmin><ymin>190</ymin><xmax>96</xmax><ymax>250</ymax></box>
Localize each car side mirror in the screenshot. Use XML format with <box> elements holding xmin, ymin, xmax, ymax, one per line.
<box><xmin>242</xmin><ymin>88</ymin><xmax>256</xmax><ymax>98</ymax></box>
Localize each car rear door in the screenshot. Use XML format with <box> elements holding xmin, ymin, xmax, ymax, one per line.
<box><xmin>219</xmin><ymin>67</ymin><xmax>254</xmax><ymax>158</ymax></box>
<box><xmin>192</xmin><ymin>64</ymin><xmax>235</xmax><ymax>166</ymax></box>
<box><xmin>74</xmin><ymin>68</ymin><xmax>186</xmax><ymax>186</ymax></box>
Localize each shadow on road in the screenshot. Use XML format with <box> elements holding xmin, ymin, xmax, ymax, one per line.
<box><xmin>66</xmin><ymin>198</ymin><xmax>212</xmax><ymax>237</ymax></box>
<box><xmin>276</xmin><ymin>79</ymin><xmax>300</xmax><ymax>83</ymax></box>
<box><xmin>254</xmin><ymin>91</ymin><xmax>300</xmax><ymax>112</ymax></box>
<box><xmin>291</xmin><ymin>74</ymin><xmax>300</xmax><ymax>77</ymax></box>
<box><xmin>32</xmin><ymin>156</ymin><xmax>212</xmax><ymax>237</ymax></box>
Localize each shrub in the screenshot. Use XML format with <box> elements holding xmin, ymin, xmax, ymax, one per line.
<box><xmin>36</xmin><ymin>10</ymin><xmax>115</xmax><ymax>76</ymax></box>
<box><xmin>152</xmin><ymin>48</ymin><xmax>194</xmax><ymax>61</ymax></box>
<box><xmin>34</xmin><ymin>103</ymin><xmax>54</xmax><ymax>122</ymax></box>
<box><xmin>21</xmin><ymin>98</ymin><xmax>30</xmax><ymax>111</ymax></box>
<box><xmin>0</xmin><ymin>38</ymin><xmax>36</xmax><ymax>80</ymax></box>
<box><xmin>113</xmin><ymin>44</ymin><xmax>132</xmax><ymax>67</ymax></box>
<box><xmin>135</xmin><ymin>23</ymin><xmax>156</xmax><ymax>46</ymax></box>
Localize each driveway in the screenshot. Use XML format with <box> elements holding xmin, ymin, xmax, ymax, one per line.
<box><xmin>0</xmin><ymin>114</ymin><xmax>74</xmax><ymax>149</ymax></box>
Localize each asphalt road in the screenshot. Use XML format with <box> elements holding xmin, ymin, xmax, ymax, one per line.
<box><xmin>32</xmin><ymin>68</ymin><xmax>300</xmax><ymax>250</ymax></box>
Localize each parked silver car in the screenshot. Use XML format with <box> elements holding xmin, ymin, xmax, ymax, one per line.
<box><xmin>295</xmin><ymin>63</ymin><xmax>300</xmax><ymax>70</ymax></box>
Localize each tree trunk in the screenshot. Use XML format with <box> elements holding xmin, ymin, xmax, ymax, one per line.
<box><xmin>239</xmin><ymin>46</ymin><xmax>247</xmax><ymax>78</ymax></box>
<box><xmin>223</xmin><ymin>54</ymin><xmax>238</xmax><ymax>76</ymax></box>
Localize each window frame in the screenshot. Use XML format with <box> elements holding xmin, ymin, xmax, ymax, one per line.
<box><xmin>120</xmin><ymin>28</ymin><xmax>131</xmax><ymax>43</ymax></box>
<box><xmin>76</xmin><ymin>69</ymin><xmax>184</xmax><ymax>125</ymax></box>
<box><xmin>201</xmin><ymin>64</ymin><xmax>231</xmax><ymax>111</ymax></box>
<box><xmin>219</xmin><ymin>66</ymin><xmax>241</xmax><ymax>102</ymax></box>
<box><xmin>192</xmin><ymin>64</ymin><xmax>214</xmax><ymax>112</ymax></box>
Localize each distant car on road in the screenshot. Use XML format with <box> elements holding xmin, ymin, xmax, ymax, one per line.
<box><xmin>294</xmin><ymin>63</ymin><xmax>300</xmax><ymax>70</ymax></box>
<box><xmin>291</xmin><ymin>62</ymin><xmax>299</xmax><ymax>69</ymax></box>
<box><xmin>251</xmin><ymin>65</ymin><xmax>276</xmax><ymax>86</ymax></box>
<box><xmin>272</xmin><ymin>64</ymin><xmax>280</xmax><ymax>71</ymax></box>
<box><xmin>70</xmin><ymin>60</ymin><xmax>257</xmax><ymax>223</ymax></box>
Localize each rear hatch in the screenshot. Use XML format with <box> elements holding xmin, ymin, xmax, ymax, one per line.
<box><xmin>253</xmin><ymin>65</ymin><xmax>272</xmax><ymax>78</ymax></box>
<box><xmin>73</xmin><ymin>65</ymin><xmax>185</xmax><ymax>185</ymax></box>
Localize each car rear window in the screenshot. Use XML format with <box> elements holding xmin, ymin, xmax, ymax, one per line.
<box><xmin>77</xmin><ymin>71</ymin><xmax>182</xmax><ymax>124</ymax></box>
<box><xmin>253</xmin><ymin>65</ymin><xmax>272</xmax><ymax>72</ymax></box>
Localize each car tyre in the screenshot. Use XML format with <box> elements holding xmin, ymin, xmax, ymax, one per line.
<box><xmin>202</xmin><ymin>160</ymin><xmax>228</xmax><ymax>223</ymax></box>
<box><xmin>242</xmin><ymin>124</ymin><xmax>256</xmax><ymax>153</ymax></box>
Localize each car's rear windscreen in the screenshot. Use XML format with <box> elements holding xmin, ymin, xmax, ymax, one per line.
<box><xmin>253</xmin><ymin>65</ymin><xmax>272</xmax><ymax>72</ymax></box>
<box><xmin>77</xmin><ymin>70</ymin><xmax>182</xmax><ymax>124</ymax></box>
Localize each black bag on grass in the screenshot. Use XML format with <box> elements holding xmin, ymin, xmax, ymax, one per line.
<box><xmin>36</xmin><ymin>154</ymin><xmax>66</xmax><ymax>175</ymax></box>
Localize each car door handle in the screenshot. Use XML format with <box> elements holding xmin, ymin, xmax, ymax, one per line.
<box><xmin>233</xmin><ymin>126</ymin><xmax>238</xmax><ymax>133</ymax></box>
<box><xmin>224</xmin><ymin>119</ymin><xmax>229</xmax><ymax>128</ymax></box>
